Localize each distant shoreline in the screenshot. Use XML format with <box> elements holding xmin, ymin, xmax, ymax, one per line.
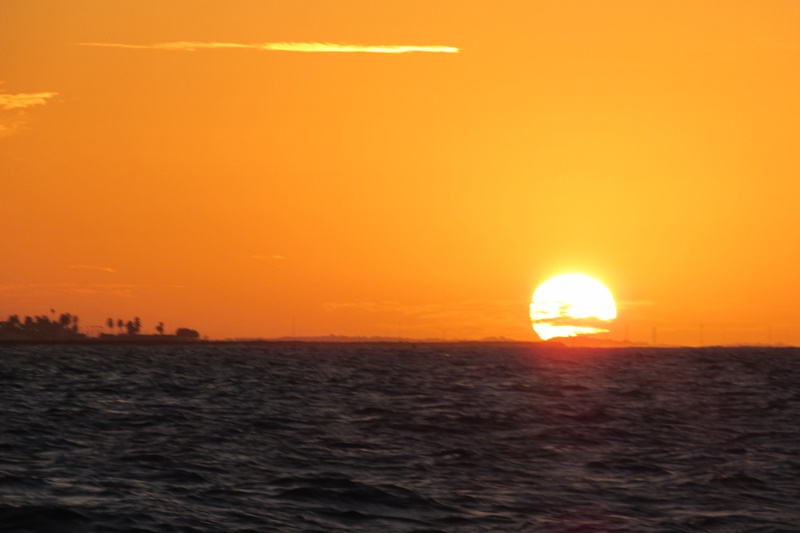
<box><xmin>0</xmin><ymin>338</ymin><xmax>556</xmax><ymax>348</ymax></box>
<box><xmin>0</xmin><ymin>338</ymin><xmax>794</xmax><ymax>349</ymax></box>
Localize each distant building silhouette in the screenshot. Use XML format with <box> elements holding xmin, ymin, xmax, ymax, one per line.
<box><xmin>176</xmin><ymin>328</ymin><xmax>200</xmax><ymax>340</ymax></box>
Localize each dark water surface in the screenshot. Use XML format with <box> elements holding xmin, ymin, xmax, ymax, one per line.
<box><xmin>1</xmin><ymin>344</ymin><xmax>799</xmax><ymax>532</ymax></box>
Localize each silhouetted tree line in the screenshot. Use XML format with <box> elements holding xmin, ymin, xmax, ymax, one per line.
<box><xmin>106</xmin><ymin>316</ymin><xmax>143</xmax><ymax>335</ymax></box>
<box><xmin>0</xmin><ymin>311</ymin><xmax>200</xmax><ymax>341</ymax></box>
<box><xmin>0</xmin><ymin>312</ymin><xmax>82</xmax><ymax>339</ymax></box>
<box><xmin>103</xmin><ymin>317</ymin><xmax>171</xmax><ymax>336</ymax></box>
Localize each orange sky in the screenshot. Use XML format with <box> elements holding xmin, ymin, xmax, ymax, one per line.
<box><xmin>2</xmin><ymin>1</ymin><xmax>800</xmax><ymax>344</ymax></box>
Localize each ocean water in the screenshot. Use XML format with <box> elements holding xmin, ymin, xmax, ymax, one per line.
<box><xmin>1</xmin><ymin>343</ymin><xmax>799</xmax><ymax>532</ymax></box>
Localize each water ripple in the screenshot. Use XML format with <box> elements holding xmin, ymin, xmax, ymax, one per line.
<box><xmin>1</xmin><ymin>344</ymin><xmax>799</xmax><ymax>531</ymax></box>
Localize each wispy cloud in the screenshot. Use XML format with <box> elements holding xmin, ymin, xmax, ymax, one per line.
<box><xmin>0</xmin><ymin>91</ymin><xmax>58</xmax><ymax>110</ymax></box>
<box><xmin>324</xmin><ymin>299</ymin><xmax>526</xmax><ymax>336</ymax></box>
<box><xmin>323</xmin><ymin>298</ymin><xmax>542</xmax><ymax>340</ymax></box>
<box><xmin>65</xmin><ymin>265</ymin><xmax>118</xmax><ymax>273</ymax></box>
<box><xmin>77</xmin><ymin>41</ymin><xmax>459</xmax><ymax>54</ymax></box>
<box><xmin>0</xmin><ymin>283</ymin><xmax>183</xmax><ymax>298</ymax></box>
<box><xmin>0</xmin><ymin>84</ymin><xmax>58</xmax><ymax>138</ymax></box>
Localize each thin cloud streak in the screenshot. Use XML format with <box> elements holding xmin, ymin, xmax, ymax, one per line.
<box><xmin>324</xmin><ymin>299</ymin><xmax>525</xmax><ymax>325</ymax></box>
<box><xmin>0</xmin><ymin>283</ymin><xmax>184</xmax><ymax>298</ymax></box>
<box><xmin>323</xmin><ymin>299</ymin><xmax>530</xmax><ymax>339</ymax></box>
<box><xmin>77</xmin><ymin>41</ymin><xmax>459</xmax><ymax>54</ymax></box>
<box><xmin>0</xmin><ymin>85</ymin><xmax>58</xmax><ymax>138</ymax></box>
<box><xmin>65</xmin><ymin>265</ymin><xmax>118</xmax><ymax>273</ymax></box>
<box><xmin>0</xmin><ymin>91</ymin><xmax>58</xmax><ymax>110</ymax></box>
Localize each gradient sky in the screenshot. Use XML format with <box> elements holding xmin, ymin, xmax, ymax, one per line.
<box><xmin>2</xmin><ymin>1</ymin><xmax>800</xmax><ymax>344</ymax></box>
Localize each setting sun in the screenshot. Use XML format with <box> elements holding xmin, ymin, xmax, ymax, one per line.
<box><xmin>530</xmin><ymin>274</ymin><xmax>617</xmax><ymax>341</ymax></box>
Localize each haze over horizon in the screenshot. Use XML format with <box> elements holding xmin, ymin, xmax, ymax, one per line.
<box><xmin>3</xmin><ymin>1</ymin><xmax>800</xmax><ymax>345</ymax></box>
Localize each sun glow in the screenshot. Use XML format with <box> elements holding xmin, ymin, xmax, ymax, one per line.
<box><xmin>530</xmin><ymin>274</ymin><xmax>617</xmax><ymax>341</ymax></box>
